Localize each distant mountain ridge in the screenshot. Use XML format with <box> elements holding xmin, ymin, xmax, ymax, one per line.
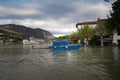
<box><xmin>0</xmin><ymin>24</ymin><xmax>54</xmax><ymax>39</ymax></box>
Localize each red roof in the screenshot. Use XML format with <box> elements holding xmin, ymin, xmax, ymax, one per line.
<box><xmin>76</xmin><ymin>21</ymin><xmax>97</xmax><ymax>25</ymax></box>
<box><xmin>76</xmin><ymin>21</ymin><xmax>97</xmax><ymax>28</ymax></box>
<box><xmin>76</xmin><ymin>18</ymin><xmax>107</xmax><ymax>28</ymax></box>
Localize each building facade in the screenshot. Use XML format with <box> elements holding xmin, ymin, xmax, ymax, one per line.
<box><xmin>76</xmin><ymin>18</ymin><xmax>120</xmax><ymax>46</ymax></box>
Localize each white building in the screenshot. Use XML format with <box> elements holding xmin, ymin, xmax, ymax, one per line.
<box><xmin>22</xmin><ymin>37</ymin><xmax>44</xmax><ymax>45</ymax></box>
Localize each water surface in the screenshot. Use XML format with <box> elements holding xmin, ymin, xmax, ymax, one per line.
<box><xmin>0</xmin><ymin>45</ymin><xmax>120</xmax><ymax>80</ymax></box>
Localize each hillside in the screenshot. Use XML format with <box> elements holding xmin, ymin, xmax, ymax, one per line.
<box><xmin>0</xmin><ymin>24</ymin><xmax>54</xmax><ymax>39</ymax></box>
<box><xmin>0</xmin><ymin>26</ymin><xmax>22</xmax><ymax>36</ymax></box>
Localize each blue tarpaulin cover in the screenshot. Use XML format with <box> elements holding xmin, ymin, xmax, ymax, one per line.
<box><xmin>52</xmin><ymin>40</ymin><xmax>69</xmax><ymax>47</ymax></box>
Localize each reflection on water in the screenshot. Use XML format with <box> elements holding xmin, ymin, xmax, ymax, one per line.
<box><xmin>0</xmin><ymin>45</ymin><xmax>120</xmax><ymax>80</ymax></box>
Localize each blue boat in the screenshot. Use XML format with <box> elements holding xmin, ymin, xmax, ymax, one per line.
<box><xmin>51</xmin><ymin>40</ymin><xmax>81</xmax><ymax>50</ymax></box>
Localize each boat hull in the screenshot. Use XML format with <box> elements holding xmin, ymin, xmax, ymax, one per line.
<box><xmin>52</xmin><ymin>45</ymin><xmax>81</xmax><ymax>50</ymax></box>
<box><xmin>52</xmin><ymin>46</ymin><xmax>67</xmax><ymax>50</ymax></box>
<box><xmin>68</xmin><ymin>45</ymin><xmax>81</xmax><ymax>50</ymax></box>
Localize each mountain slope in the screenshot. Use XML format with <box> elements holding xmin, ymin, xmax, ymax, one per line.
<box><xmin>0</xmin><ymin>24</ymin><xmax>54</xmax><ymax>39</ymax></box>
<box><xmin>0</xmin><ymin>26</ymin><xmax>22</xmax><ymax>36</ymax></box>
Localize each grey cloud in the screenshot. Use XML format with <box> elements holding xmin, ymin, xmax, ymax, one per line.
<box><xmin>0</xmin><ymin>0</ymin><xmax>112</xmax><ymax>36</ymax></box>
<box><xmin>0</xmin><ymin>0</ymin><xmax>107</xmax><ymax>19</ymax></box>
<box><xmin>43</xmin><ymin>4</ymin><xmax>75</xmax><ymax>19</ymax></box>
<box><xmin>0</xmin><ymin>0</ymin><xmax>110</xmax><ymax>20</ymax></box>
<box><xmin>0</xmin><ymin>4</ymin><xmax>44</xmax><ymax>19</ymax></box>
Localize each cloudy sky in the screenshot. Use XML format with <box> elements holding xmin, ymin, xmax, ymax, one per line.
<box><xmin>0</xmin><ymin>0</ymin><xmax>114</xmax><ymax>37</ymax></box>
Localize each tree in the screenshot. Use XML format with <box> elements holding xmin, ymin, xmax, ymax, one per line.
<box><xmin>57</xmin><ymin>35</ymin><xmax>70</xmax><ymax>40</ymax></box>
<box><xmin>95</xmin><ymin>19</ymin><xmax>109</xmax><ymax>35</ymax></box>
<box><xmin>70</xmin><ymin>32</ymin><xmax>79</xmax><ymax>43</ymax></box>
<box><xmin>106</xmin><ymin>0</ymin><xmax>120</xmax><ymax>34</ymax></box>
<box><xmin>78</xmin><ymin>24</ymin><xmax>94</xmax><ymax>46</ymax></box>
<box><xmin>95</xmin><ymin>19</ymin><xmax>109</xmax><ymax>47</ymax></box>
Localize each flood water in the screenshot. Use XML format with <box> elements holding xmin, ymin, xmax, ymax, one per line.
<box><xmin>0</xmin><ymin>45</ymin><xmax>120</xmax><ymax>80</ymax></box>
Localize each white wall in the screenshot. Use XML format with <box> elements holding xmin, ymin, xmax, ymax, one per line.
<box><xmin>113</xmin><ymin>32</ymin><xmax>120</xmax><ymax>45</ymax></box>
<box><xmin>77</xmin><ymin>24</ymin><xmax>96</xmax><ymax>29</ymax></box>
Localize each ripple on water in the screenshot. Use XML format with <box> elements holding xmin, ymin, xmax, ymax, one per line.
<box><xmin>0</xmin><ymin>46</ymin><xmax>120</xmax><ymax>80</ymax></box>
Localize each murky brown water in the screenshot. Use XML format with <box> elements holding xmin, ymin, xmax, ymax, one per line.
<box><xmin>0</xmin><ymin>45</ymin><xmax>120</xmax><ymax>80</ymax></box>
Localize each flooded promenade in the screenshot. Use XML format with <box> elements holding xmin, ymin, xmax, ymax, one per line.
<box><xmin>0</xmin><ymin>45</ymin><xmax>120</xmax><ymax>80</ymax></box>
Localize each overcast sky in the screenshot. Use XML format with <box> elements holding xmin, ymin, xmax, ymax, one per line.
<box><xmin>0</xmin><ymin>0</ymin><xmax>115</xmax><ymax>37</ymax></box>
